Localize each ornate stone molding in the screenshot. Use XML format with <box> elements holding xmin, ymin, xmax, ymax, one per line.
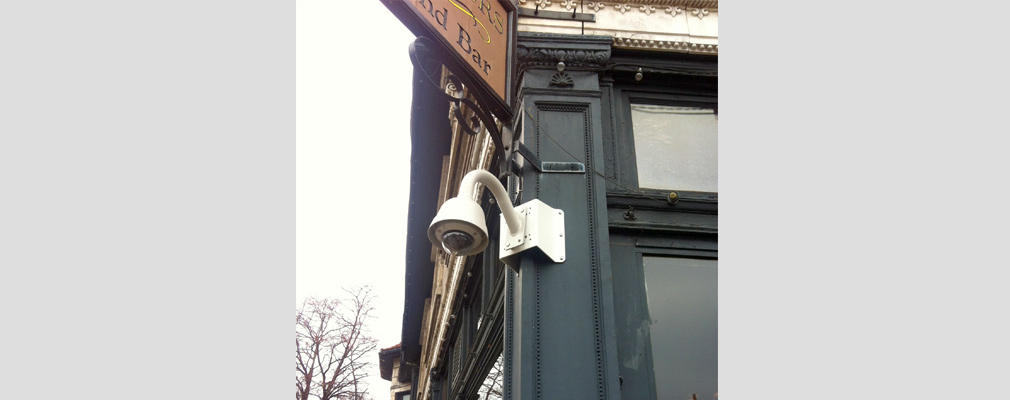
<box><xmin>519</xmin><ymin>0</ymin><xmax>718</xmax><ymax>12</ymax></box>
<box><xmin>518</xmin><ymin>0</ymin><xmax>718</xmax><ymax>54</ymax></box>
<box><xmin>692</xmin><ymin>7</ymin><xmax>710</xmax><ymax>19</ymax></box>
<box><xmin>611</xmin><ymin>36</ymin><xmax>717</xmax><ymax>54</ymax></box>
<box><xmin>515</xmin><ymin>33</ymin><xmax>613</xmax><ymax>71</ymax></box>
<box><xmin>549</xmin><ymin>71</ymin><xmax>575</xmax><ymax>87</ymax></box>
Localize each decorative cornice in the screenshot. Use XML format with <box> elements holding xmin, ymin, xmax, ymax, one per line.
<box><xmin>691</xmin><ymin>7</ymin><xmax>710</xmax><ymax>19</ymax></box>
<box><xmin>519</xmin><ymin>0</ymin><xmax>718</xmax><ymax>12</ymax></box>
<box><xmin>611</xmin><ymin>36</ymin><xmax>718</xmax><ymax>54</ymax></box>
<box><xmin>516</xmin><ymin>46</ymin><xmax>612</xmax><ymax>70</ymax></box>
<box><xmin>516</xmin><ymin>33</ymin><xmax>717</xmax><ymax>65</ymax></box>
<box><xmin>516</xmin><ymin>33</ymin><xmax>613</xmax><ymax>70</ymax></box>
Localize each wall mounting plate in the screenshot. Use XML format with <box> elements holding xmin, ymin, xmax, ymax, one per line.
<box><xmin>500</xmin><ymin>199</ymin><xmax>566</xmax><ymax>271</ymax></box>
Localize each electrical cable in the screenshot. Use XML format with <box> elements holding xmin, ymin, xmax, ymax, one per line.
<box><xmin>518</xmin><ymin>107</ymin><xmax>679</xmax><ymax>206</ymax></box>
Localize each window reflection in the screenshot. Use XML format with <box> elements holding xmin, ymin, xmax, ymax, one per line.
<box><xmin>643</xmin><ymin>256</ymin><xmax>717</xmax><ymax>400</ymax></box>
<box><xmin>477</xmin><ymin>353</ymin><xmax>504</xmax><ymax>400</ymax></box>
<box><xmin>630</xmin><ymin>105</ymin><xmax>718</xmax><ymax>192</ymax></box>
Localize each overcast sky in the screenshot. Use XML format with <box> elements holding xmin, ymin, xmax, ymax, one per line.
<box><xmin>296</xmin><ymin>0</ymin><xmax>416</xmax><ymax>398</ymax></box>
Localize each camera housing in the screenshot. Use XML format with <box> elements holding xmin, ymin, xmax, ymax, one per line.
<box><xmin>427</xmin><ymin>169</ymin><xmax>565</xmax><ymax>269</ymax></box>
<box><xmin>427</xmin><ymin>196</ymin><xmax>489</xmax><ymax>256</ymax></box>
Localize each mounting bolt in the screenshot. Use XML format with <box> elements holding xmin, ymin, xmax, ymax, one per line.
<box><xmin>667</xmin><ymin>191</ymin><xmax>680</xmax><ymax>205</ymax></box>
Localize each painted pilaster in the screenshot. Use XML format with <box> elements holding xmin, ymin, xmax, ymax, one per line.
<box><xmin>505</xmin><ymin>32</ymin><xmax>621</xmax><ymax>400</ymax></box>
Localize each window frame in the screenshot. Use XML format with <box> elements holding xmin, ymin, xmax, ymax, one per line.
<box><xmin>608</xmin><ymin>84</ymin><xmax>719</xmax><ymax>205</ymax></box>
<box><xmin>602</xmin><ymin>65</ymin><xmax>719</xmax><ymax>398</ymax></box>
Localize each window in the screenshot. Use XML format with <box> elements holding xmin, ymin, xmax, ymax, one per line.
<box><xmin>451</xmin><ymin>326</ymin><xmax>464</xmax><ymax>388</ymax></box>
<box><xmin>608</xmin><ymin>236</ymin><xmax>717</xmax><ymax>400</ymax></box>
<box><xmin>630</xmin><ymin>104</ymin><xmax>718</xmax><ymax>192</ymax></box>
<box><xmin>643</xmin><ymin>256</ymin><xmax>718</xmax><ymax>400</ymax></box>
<box><xmin>605</xmin><ymin>54</ymin><xmax>718</xmax><ymax>400</ymax></box>
<box><xmin>395</xmin><ymin>391</ymin><xmax>411</xmax><ymax>400</ymax></box>
<box><xmin>476</xmin><ymin>353</ymin><xmax>504</xmax><ymax>400</ymax></box>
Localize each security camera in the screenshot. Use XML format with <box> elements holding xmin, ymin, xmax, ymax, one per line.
<box><xmin>428</xmin><ymin>170</ymin><xmax>521</xmax><ymax>256</ymax></box>
<box><xmin>428</xmin><ymin>169</ymin><xmax>567</xmax><ymax>269</ymax></box>
<box><xmin>427</xmin><ymin>196</ymin><xmax>490</xmax><ymax>256</ymax></box>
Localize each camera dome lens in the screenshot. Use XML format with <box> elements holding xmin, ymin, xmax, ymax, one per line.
<box><xmin>441</xmin><ymin>230</ymin><xmax>475</xmax><ymax>252</ymax></box>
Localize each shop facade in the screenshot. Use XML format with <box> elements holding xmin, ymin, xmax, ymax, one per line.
<box><xmin>381</xmin><ymin>2</ymin><xmax>718</xmax><ymax>399</ymax></box>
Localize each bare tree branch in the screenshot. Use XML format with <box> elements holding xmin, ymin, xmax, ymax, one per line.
<box><xmin>478</xmin><ymin>354</ymin><xmax>504</xmax><ymax>400</ymax></box>
<box><xmin>296</xmin><ymin>286</ymin><xmax>378</xmax><ymax>400</ymax></box>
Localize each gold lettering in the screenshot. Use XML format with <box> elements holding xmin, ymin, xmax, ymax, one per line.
<box><xmin>448</xmin><ymin>0</ymin><xmax>490</xmax><ymax>44</ymax></box>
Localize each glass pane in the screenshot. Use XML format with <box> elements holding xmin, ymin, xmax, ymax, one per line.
<box><xmin>477</xmin><ymin>353</ymin><xmax>504</xmax><ymax>400</ymax></box>
<box><xmin>643</xmin><ymin>256</ymin><xmax>718</xmax><ymax>400</ymax></box>
<box><xmin>631</xmin><ymin>105</ymin><xmax>718</xmax><ymax>192</ymax></box>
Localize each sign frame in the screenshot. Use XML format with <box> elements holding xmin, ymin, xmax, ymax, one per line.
<box><xmin>382</xmin><ymin>0</ymin><xmax>517</xmax><ymax>122</ymax></box>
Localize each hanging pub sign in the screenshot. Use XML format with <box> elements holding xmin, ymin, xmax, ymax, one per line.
<box><xmin>382</xmin><ymin>0</ymin><xmax>516</xmax><ymax>121</ymax></box>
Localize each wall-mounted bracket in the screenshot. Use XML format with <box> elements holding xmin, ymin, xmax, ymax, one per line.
<box><xmin>500</xmin><ymin>199</ymin><xmax>566</xmax><ymax>271</ymax></box>
<box><xmin>408</xmin><ymin>37</ymin><xmax>513</xmax><ymax>177</ymax></box>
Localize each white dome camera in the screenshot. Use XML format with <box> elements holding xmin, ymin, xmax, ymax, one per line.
<box><xmin>427</xmin><ymin>169</ymin><xmax>566</xmax><ymax>268</ymax></box>
<box><xmin>427</xmin><ymin>196</ymin><xmax>489</xmax><ymax>256</ymax></box>
<box><xmin>428</xmin><ymin>170</ymin><xmax>521</xmax><ymax>257</ymax></box>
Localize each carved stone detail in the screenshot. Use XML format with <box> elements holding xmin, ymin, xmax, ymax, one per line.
<box><xmin>549</xmin><ymin>71</ymin><xmax>575</xmax><ymax>87</ymax></box>
<box><xmin>692</xmin><ymin>7</ymin><xmax>710</xmax><ymax>19</ymax></box>
<box><xmin>517</xmin><ymin>47</ymin><xmax>611</xmax><ymax>70</ymax></box>
<box><xmin>612</xmin><ymin>37</ymin><xmax>718</xmax><ymax>54</ymax></box>
<box><xmin>516</xmin><ymin>34</ymin><xmax>613</xmax><ymax>70</ymax></box>
<box><xmin>522</xmin><ymin>0</ymin><xmax>717</xmax><ymax>13</ymax></box>
<box><xmin>518</xmin><ymin>0</ymin><xmax>557</xmax><ymax>7</ymax></box>
<box><xmin>519</xmin><ymin>1</ymin><xmax>717</xmax><ymax>56</ymax></box>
